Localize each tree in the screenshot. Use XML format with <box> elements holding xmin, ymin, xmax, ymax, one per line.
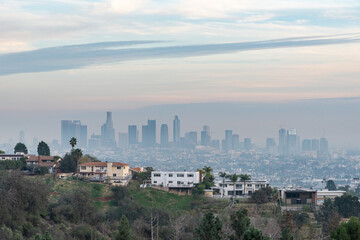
<box><xmin>37</xmin><ymin>141</ymin><xmax>50</xmax><ymax>156</ymax></box>
<box><xmin>201</xmin><ymin>166</ymin><xmax>215</xmax><ymax>189</ymax></box>
<box><xmin>325</xmin><ymin>180</ymin><xmax>337</xmax><ymax>191</ymax></box>
<box><xmin>279</xmin><ymin>228</ymin><xmax>293</xmax><ymax>240</ymax></box>
<box><xmin>115</xmin><ymin>215</ymin><xmax>132</xmax><ymax>240</ymax></box>
<box><xmin>196</xmin><ymin>212</ymin><xmax>222</xmax><ymax>240</ymax></box>
<box><xmin>315</xmin><ymin>199</ymin><xmax>340</xmax><ymax>238</ymax></box>
<box><xmin>227</xmin><ymin>174</ymin><xmax>239</xmax><ymax>198</ymax></box>
<box><xmin>331</xmin><ymin>216</ymin><xmax>360</xmax><ymax>240</ymax></box>
<box><xmin>0</xmin><ymin>150</ymin><xmax>4</xmax><ymax>154</ymax></box>
<box><xmin>251</xmin><ymin>186</ymin><xmax>277</xmax><ymax>204</ymax></box>
<box><xmin>59</xmin><ymin>149</ymin><xmax>83</xmax><ymax>173</ymax></box>
<box><xmin>79</xmin><ymin>154</ymin><xmax>100</xmax><ymax>164</ymax></box>
<box><xmin>334</xmin><ymin>194</ymin><xmax>360</xmax><ymax>218</ymax></box>
<box><xmin>69</xmin><ymin>137</ymin><xmax>77</xmax><ymax>149</ymax></box>
<box><xmin>239</xmin><ymin>174</ymin><xmax>251</xmax><ymax>196</ymax></box>
<box><xmin>230</xmin><ymin>209</ymin><xmax>251</xmax><ymax>240</ymax></box>
<box><xmin>242</xmin><ymin>227</ymin><xmax>271</xmax><ymax>240</ymax></box>
<box><xmin>14</xmin><ymin>142</ymin><xmax>28</xmax><ymax>154</ymax></box>
<box><xmin>219</xmin><ymin>172</ymin><xmax>227</xmax><ymax>198</ymax></box>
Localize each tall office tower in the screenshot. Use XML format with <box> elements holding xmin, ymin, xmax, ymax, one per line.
<box><xmin>186</xmin><ymin>131</ymin><xmax>197</xmax><ymax>146</ymax></box>
<box><xmin>266</xmin><ymin>138</ymin><xmax>277</xmax><ymax>154</ymax></box>
<box><xmin>286</xmin><ymin>128</ymin><xmax>299</xmax><ymax>155</ymax></box>
<box><xmin>201</xmin><ymin>125</ymin><xmax>211</xmax><ymax>146</ymax></box>
<box><xmin>232</xmin><ymin>134</ymin><xmax>240</xmax><ymax>150</ymax></box>
<box><xmin>311</xmin><ymin>139</ymin><xmax>320</xmax><ymax>151</ymax></box>
<box><xmin>101</xmin><ymin>111</ymin><xmax>116</xmax><ymax>148</ymax></box>
<box><xmin>211</xmin><ymin>139</ymin><xmax>220</xmax><ymax>149</ymax></box>
<box><xmin>88</xmin><ymin>134</ymin><xmax>101</xmax><ymax>150</ymax></box>
<box><xmin>118</xmin><ymin>132</ymin><xmax>128</xmax><ymax>148</ymax></box>
<box><xmin>61</xmin><ymin>120</ymin><xmax>88</xmax><ymax>149</ymax></box>
<box><xmin>244</xmin><ymin>138</ymin><xmax>252</xmax><ymax>151</ymax></box>
<box><xmin>19</xmin><ymin>130</ymin><xmax>25</xmax><ymax>144</ymax></box>
<box><xmin>142</xmin><ymin>119</ymin><xmax>156</xmax><ymax>147</ymax></box>
<box><xmin>302</xmin><ymin>139</ymin><xmax>311</xmax><ymax>152</ymax></box>
<box><xmin>160</xmin><ymin>124</ymin><xmax>169</xmax><ymax>147</ymax></box>
<box><xmin>173</xmin><ymin>115</ymin><xmax>180</xmax><ymax>144</ymax></box>
<box><xmin>319</xmin><ymin>138</ymin><xmax>329</xmax><ymax>154</ymax></box>
<box><xmin>223</xmin><ymin>130</ymin><xmax>233</xmax><ymax>151</ymax></box>
<box><xmin>128</xmin><ymin>125</ymin><xmax>138</xmax><ymax>145</ymax></box>
<box><xmin>80</xmin><ymin>125</ymin><xmax>88</xmax><ymax>148</ymax></box>
<box><xmin>278</xmin><ymin>128</ymin><xmax>286</xmax><ymax>155</ymax></box>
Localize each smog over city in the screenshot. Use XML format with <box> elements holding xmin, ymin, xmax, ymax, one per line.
<box><xmin>1</xmin><ymin>1</ymin><xmax>360</xmax><ymax>239</ymax></box>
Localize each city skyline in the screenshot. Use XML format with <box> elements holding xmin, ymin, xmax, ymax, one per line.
<box><xmin>1</xmin><ymin>98</ymin><xmax>360</xmax><ymax>149</ymax></box>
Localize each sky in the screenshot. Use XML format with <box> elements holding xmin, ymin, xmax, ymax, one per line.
<box><xmin>0</xmin><ymin>0</ymin><xmax>360</xmax><ymax>147</ymax></box>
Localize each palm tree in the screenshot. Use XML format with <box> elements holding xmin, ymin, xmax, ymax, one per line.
<box><xmin>219</xmin><ymin>172</ymin><xmax>227</xmax><ymax>198</ymax></box>
<box><xmin>202</xmin><ymin>166</ymin><xmax>213</xmax><ymax>177</ymax></box>
<box><xmin>69</xmin><ymin>137</ymin><xmax>77</xmax><ymax>149</ymax></box>
<box><xmin>239</xmin><ymin>174</ymin><xmax>251</xmax><ymax>196</ymax></box>
<box><xmin>201</xmin><ymin>166</ymin><xmax>214</xmax><ymax>189</ymax></box>
<box><xmin>227</xmin><ymin>174</ymin><xmax>239</xmax><ymax>198</ymax></box>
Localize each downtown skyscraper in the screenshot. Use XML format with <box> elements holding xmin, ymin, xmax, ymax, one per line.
<box><xmin>160</xmin><ymin>124</ymin><xmax>169</xmax><ymax>147</ymax></box>
<box><xmin>101</xmin><ymin>112</ymin><xmax>116</xmax><ymax>148</ymax></box>
<box><xmin>61</xmin><ymin>120</ymin><xmax>87</xmax><ymax>149</ymax></box>
<box><xmin>173</xmin><ymin>115</ymin><xmax>180</xmax><ymax>144</ymax></box>
<box><xmin>142</xmin><ymin>120</ymin><xmax>156</xmax><ymax>147</ymax></box>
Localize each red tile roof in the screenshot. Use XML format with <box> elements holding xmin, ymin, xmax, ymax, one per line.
<box><xmin>130</xmin><ymin>167</ymin><xmax>144</xmax><ymax>172</ymax></box>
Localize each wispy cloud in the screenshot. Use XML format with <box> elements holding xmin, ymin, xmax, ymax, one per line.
<box><xmin>0</xmin><ymin>34</ymin><xmax>359</xmax><ymax>76</ymax></box>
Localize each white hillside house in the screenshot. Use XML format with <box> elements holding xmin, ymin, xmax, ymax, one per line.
<box><xmin>151</xmin><ymin>171</ymin><xmax>201</xmax><ymax>188</ymax></box>
<box><xmin>212</xmin><ymin>180</ymin><xmax>269</xmax><ymax>197</ymax></box>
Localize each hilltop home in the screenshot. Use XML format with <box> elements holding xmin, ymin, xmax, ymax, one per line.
<box><xmin>212</xmin><ymin>180</ymin><xmax>269</xmax><ymax>197</ymax></box>
<box><xmin>25</xmin><ymin>155</ymin><xmax>61</xmax><ymax>173</ymax></box>
<box><xmin>78</xmin><ymin>162</ymin><xmax>130</xmax><ymax>185</ymax></box>
<box><xmin>280</xmin><ymin>188</ymin><xmax>317</xmax><ymax>205</ymax></box>
<box><xmin>316</xmin><ymin>190</ymin><xmax>346</xmax><ymax>205</ymax></box>
<box><xmin>150</xmin><ymin>171</ymin><xmax>201</xmax><ymax>194</ymax></box>
<box><xmin>0</xmin><ymin>153</ymin><xmax>25</xmax><ymax>161</ymax></box>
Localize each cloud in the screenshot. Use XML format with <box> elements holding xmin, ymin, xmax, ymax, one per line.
<box><xmin>0</xmin><ymin>34</ymin><xmax>359</xmax><ymax>76</ymax></box>
<box><xmin>110</xmin><ymin>0</ymin><xmax>147</xmax><ymax>13</ymax></box>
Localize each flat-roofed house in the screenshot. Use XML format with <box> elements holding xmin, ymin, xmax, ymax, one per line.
<box><xmin>280</xmin><ymin>188</ymin><xmax>317</xmax><ymax>205</ymax></box>
<box><xmin>78</xmin><ymin>162</ymin><xmax>130</xmax><ymax>185</ymax></box>
<box><xmin>212</xmin><ymin>180</ymin><xmax>269</xmax><ymax>197</ymax></box>
<box><xmin>317</xmin><ymin>190</ymin><xmax>346</xmax><ymax>205</ymax></box>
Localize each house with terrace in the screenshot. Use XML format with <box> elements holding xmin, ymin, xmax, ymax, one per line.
<box><xmin>78</xmin><ymin>161</ymin><xmax>130</xmax><ymax>185</ymax></box>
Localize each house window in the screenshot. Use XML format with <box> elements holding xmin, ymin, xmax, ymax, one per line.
<box><xmin>154</xmin><ymin>181</ymin><xmax>157</xmax><ymax>183</ymax></box>
<box><xmin>177</xmin><ymin>181</ymin><xmax>182</xmax><ymax>185</ymax></box>
<box><xmin>117</xmin><ymin>166</ymin><xmax>121</xmax><ymax>169</ymax></box>
<box><xmin>81</xmin><ymin>166</ymin><xmax>86</xmax><ymax>170</ymax></box>
<box><xmin>255</xmin><ymin>184</ymin><xmax>260</xmax><ymax>188</ymax></box>
<box><xmin>177</xmin><ymin>174</ymin><xmax>184</xmax><ymax>177</ymax></box>
<box><xmin>169</xmin><ymin>174</ymin><xmax>173</xmax><ymax>177</ymax></box>
<box><xmin>113</xmin><ymin>173</ymin><xmax>117</xmax><ymax>177</ymax></box>
<box><xmin>154</xmin><ymin>173</ymin><xmax>161</xmax><ymax>177</ymax></box>
<box><xmin>187</xmin><ymin>174</ymin><xmax>194</xmax><ymax>177</ymax></box>
<box><xmin>169</xmin><ymin>181</ymin><xmax>173</xmax><ymax>183</ymax></box>
<box><xmin>247</xmin><ymin>184</ymin><xmax>252</xmax><ymax>187</ymax></box>
<box><xmin>236</xmin><ymin>184</ymin><xmax>242</xmax><ymax>189</ymax></box>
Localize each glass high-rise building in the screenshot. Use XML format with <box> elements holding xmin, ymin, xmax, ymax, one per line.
<box><xmin>173</xmin><ymin>115</ymin><xmax>180</xmax><ymax>144</ymax></box>
<box><xmin>128</xmin><ymin>125</ymin><xmax>138</xmax><ymax>145</ymax></box>
<box><xmin>142</xmin><ymin>119</ymin><xmax>156</xmax><ymax>147</ymax></box>
<box><xmin>160</xmin><ymin>124</ymin><xmax>169</xmax><ymax>147</ymax></box>
<box><xmin>100</xmin><ymin>111</ymin><xmax>116</xmax><ymax>148</ymax></box>
<box><xmin>201</xmin><ymin>125</ymin><xmax>211</xmax><ymax>146</ymax></box>
<box><xmin>61</xmin><ymin>120</ymin><xmax>87</xmax><ymax>149</ymax></box>
<box><xmin>278</xmin><ymin>128</ymin><xmax>286</xmax><ymax>155</ymax></box>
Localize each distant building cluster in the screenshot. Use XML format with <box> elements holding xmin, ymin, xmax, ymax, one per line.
<box><xmin>55</xmin><ymin>112</ymin><xmax>331</xmax><ymax>160</ymax></box>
